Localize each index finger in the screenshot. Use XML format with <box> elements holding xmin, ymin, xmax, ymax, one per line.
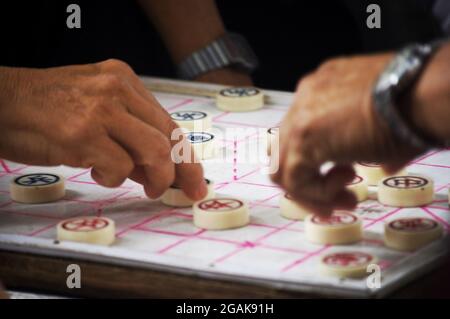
<box><xmin>279</xmin><ymin>135</ymin><xmax>357</xmax><ymax>215</ymax></box>
<box><xmin>102</xmin><ymin>63</ymin><xmax>207</xmax><ymax>199</ymax></box>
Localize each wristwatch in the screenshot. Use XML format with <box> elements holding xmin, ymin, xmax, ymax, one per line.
<box><xmin>372</xmin><ymin>40</ymin><xmax>446</xmax><ymax>150</ymax></box>
<box><xmin>177</xmin><ymin>32</ymin><xmax>259</xmax><ymax>80</ymax></box>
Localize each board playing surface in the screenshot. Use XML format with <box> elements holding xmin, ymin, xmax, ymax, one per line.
<box><xmin>0</xmin><ymin>77</ymin><xmax>449</xmax><ymax>298</ymax></box>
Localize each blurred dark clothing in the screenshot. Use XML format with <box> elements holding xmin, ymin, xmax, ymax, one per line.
<box><xmin>0</xmin><ymin>0</ymin><xmax>444</xmax><ymax>91</ymax></box>
<box><xmin>0</xmin><ymin>1</ymin><xmax>174</xmax><ymax>76</ymax></box>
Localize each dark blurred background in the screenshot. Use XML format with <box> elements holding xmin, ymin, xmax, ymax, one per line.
<box><xmin>0</xmin><ymin>0</ymin><xmax>442</xmax><ymax>91</ymax></box>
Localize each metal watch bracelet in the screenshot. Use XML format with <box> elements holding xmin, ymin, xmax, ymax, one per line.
<box><xmin>177</xmin><ymin>33</ymin><xmax>258</xmax><ymax>80</ymax></box>
<box><xmin>372</xmin><ymin>40</ymin><xmax>446</xmax><ymax>150</ymax></box>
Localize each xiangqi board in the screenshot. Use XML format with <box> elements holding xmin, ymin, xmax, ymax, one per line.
<box><xmin>0</xmin><ymin>77</ymin><xmax>448</xmax><ymax>298</ymax></box>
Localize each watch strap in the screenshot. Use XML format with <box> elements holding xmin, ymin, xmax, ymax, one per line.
<box><xmin>177</xmin><ymin>33</ymin><xmax>258</xmax><ymax>80</ymax></box>
<box><xmin>372</xmin><ymin>41</ymin><xmax>445</xmax><ymax>150</ymax></box>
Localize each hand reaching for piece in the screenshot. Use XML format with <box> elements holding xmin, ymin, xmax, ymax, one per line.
<box><xmin>0</xmin><ymin>59</ymin><xmax>207</xmax><ymax>200</ymax></box>
<box><xmin>271</xmin><ymin>53</ymin><xmax>428</xmax><ymax>216</ymax></box>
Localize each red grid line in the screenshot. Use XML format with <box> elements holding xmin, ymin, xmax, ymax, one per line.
<box><xmin>421</xmin><ymin>207</ymin><xmax>450</xmax><ymax>229</ymax></box>
<box><xmin>115</xmin><ymin>208</ymin><xmax>176</xmax><ymax>237</ymax></box>
<box><xmin>281</xmin><ymin>245</ymin><xmax>331</xmax><ymax>272</ymax></box>
<box><xmin>0</xmin><ymin>200</ymin><xmax>13</xmax><ymax>209</ymax></box>
<box><xmin>363</xmin><ymin>207</ymin><xmax>403</xmax><ymax>229</ymax></box>
<box><xmin>435</xmin><ymin>183</ymin><xmax>450</xmax><ymax>192</ymax></box>
<box><xmin>427</xmin><ymin>205</ymin><xmax>450</xmax><ymax>211</ymax></box>
<box><xmin>249</xmin><ymin>202</ymin><xmax>280</xmax><ymax>209</ymax></box>
<box><xmin>134</xmin><ymin>226</ymin><xmax>195</xmax><ymax>237</ymax></box>
<box><xmin>157</xmin><ymin>229</ymin><xmax>206</xmax><ymax>254</ymax></box>
<box><xmin>0</xmin><ymin>160</ymin><xmax>11</xmax><ymax>173</ymax></box>
<box><xmin>233</xmin><ymin>139</ymin><xmax>238</xmax><ymax>180</ymax></box>
<box><xmin>166</xmin><ymin>99</ymin><xmax>194</xmax><ymax>111</ymax></box>
<box><xmin>67</xmin><ymin>169</ymin><xmax>91</xmax><ymax>181</ymax></box>
<box><xmin>27</xmin><ymin>222</ymin><xmax>59</xmax><ymax>237</ymax></box>
<box><xmin>214</xmin><ymin>247</ymin><xmax>246</xmax><ymax>264</ymax></box>
<box><xmin>63</xmin><ymin>190</ymin><xmax>131</xmax><ymax>205</ymax></box>
<box><xmin>236</xmin><ymin>181</ymin><xmax>280</xmax><ymax>189</ymax></box>
<box><xmin>411</xmin><ymin>149</ymin><xmax>443</xmax><ymax>163</ymax></box>
<box><xmin>214</xmin><ymin>119</ymin><xmax>267</xmax><ymax>128</ymax></box>
<box><xmin>213</xmin><ymin>220</ymin><xmax>298</xmax><ymax>264</ymax></box>
<box><xmin>212</xmin><ymin>112</ymin><xmax>230</xmax><ymax>122</ymax></box>
<box><xmin>413</xmin><ymin>162</ymin><xmax>450</xmax><ymax>169</ymax></box>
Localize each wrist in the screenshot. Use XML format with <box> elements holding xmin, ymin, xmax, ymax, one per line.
<box><xmin>400</xmin><ymin>43</ymin><xmax>450</xmax><ymax>143</ymax></box>
<box><xmin>372</xmin><ymin>42</ymin><xmax>446</xmax><ymax>151</ymax></box>
<box><xmin>194</xmin><ymin>68</ymin><xmax>253</xmax><ymax>86</ymax></box>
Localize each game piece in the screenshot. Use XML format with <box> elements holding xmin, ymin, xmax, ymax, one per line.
<box><xmin>185</xmin><ymin>131</ymin><xmax>216</xmax><ymax>160</ymax></box>
<box><xmin>170</xmin><ymin>111</ymin><xmax>212</xmax><ymax>132</ymax></box>
<box><xmin>161</xmin><ymin>179</ymin><xmax>215</xmax><ymax>207</ymax></box>
<box><xmin>280</xmin><ymin>193</ymin><xmax>311</xmax><ymax>220</ymax></box>
<box><xmin>384</xmin><ymin>217</ymin><xmax>443</xmax><ymax>251</ymax></box>
<box><xmin>305</xmin><ymin>211</ymin><xmax>362</xmax><ymax>245</ymax></box>
<box><xmin>57</xmin><ymin>216</ymin><xmax>115</xmax><ymax>246</ymax></box>
<box><xmin>266</xmin><ymin>127</ymin><xmax>279</xmax><ymax>156</ymax></box>
<box><xmin>377</xmin><ymin>175</ymin><xmax>434</xmax><ymax>207</ymax></box>
<box><xmin>346</xmin><ymin>175</ymin><xmax>368</xmax><ymax>202</ymax></box>
<box><xmin>216</xmin><ymin>87</ymin><xmax>264</xmax><ymax>112</ymax></box>
<box><xmin>10</xmin><ymin>173</ymin><xmax>65</xmax><ymax>204</ymax></box>
<box><xmin>193</xmin><ymin>197</ymin><xmax>250</xmax><ymax>230</ymax></box>
<box><xmin>320</xmin><ymin>252</ymin><xmax>378</xmax><ymax>278</ymax></box>
<box><xmin>355</xmin><ymin>162</ymin><xmax>407</xmax><ymax>186</ymax></box>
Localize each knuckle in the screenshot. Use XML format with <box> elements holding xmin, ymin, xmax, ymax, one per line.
<box><xmin>318</xmin><ymin>59</ymin><xmax>337</xmax><ymax>72</ymax></box>
<box><xmin>156</xmin><ymin>139</ymin><xmax>172</xmax><ymax>161</ymax></box>
<box><xmin>101</xmin><ymin>58</ymin><xmax>128</xmax><ymax>69</ymax></box>
<box><xmin>98</xmin><ymin>73</ymin><xmax>124</xmax><ymax>90</ymax></box>
<box><xmin>101</xmin><ymin>59</ymin><xmax>135</xmax><ymax>75</ymax></box>
<box><xmin>296</xmin><ymin>74</ymin><xmax>315</xmax><ymax>92</ymax></box>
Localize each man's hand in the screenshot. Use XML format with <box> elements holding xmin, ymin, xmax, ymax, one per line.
<box><xmin>272</xmin><ymin>53</ymin><xmax>424</xmax><ymax>216</ymax></box>
<box><xmin>0</xmin><ymin>59</ymin><xmax>207</xmax><ymax>200</ymax></box>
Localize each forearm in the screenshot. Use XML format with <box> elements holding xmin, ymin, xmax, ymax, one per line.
<box><xmin>403</xmin><ymin>42</ymin><xmax>450</xmax><ymax>143</ymax></box>
<box><xmin>0</xmin><ymin>67</ymin><xmax>21</xmax><ymax>109</ymax></box>
<box><xmin>137</xmin><ymin>0</ymin><xmax>225</xmax><ymax>64</ymax></box>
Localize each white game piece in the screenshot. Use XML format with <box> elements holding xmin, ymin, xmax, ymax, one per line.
<box><xmin>57</xmin><ymin>216</ymin><xmax>115</xmax><ymax>246</ymax></box>
<box><xmin>185</xmin><ymin>131</ymin><xmax>216</xmax><ymax>160</ymax></box>
<box><xmin>355</xmin><ymin>162</ymin><xmax>407</xmax><ymax>186</ymax></box>
<box><xmin>384</xmin><ymin>217</ymin><xmax>443</xmax><ymax>251</ymax></box>
<box><xmin>10</xmin><ymin>173</ymin><xmax>65</xmax><ymax>204</ymax></box>
<box><xmin>170</xmin><ymin>110</ymin><xmax>212</xmax><ymax>132</ymax></box>
<box><xmin>161</xmin><ymin>179</ymin><xmax>215</xmax><ymax>207</ymax></box>
<box><xmin>305</xmin><ymin>211</ymin><xmax>362</xmax><ymax>245</ymax></box>
<box><xmin>279</xmin><ymin>193</ymin><xmax>311</xmax><ymax>220</ymax></box>
<box><xmin>266</xmin><ymin>127</ymin><xmax>279</xmax><ymax>156</ymax></box>
<box><xmin>216</xmin><ymin>87</ymin><xmax>264</xmax><ymax>112</ymax></box>
<box><xmin>320</xmin><ymin>252</ymin><xmax>378</xmax><ymax>278</ymax></box>
<box><xmin>193</xmin><ymin>197</ymin><xmax>249</xmax><ymax>230</ymax></box>
<box><xmin>346</xmin><ymin>175</ymin><xmax>368</xmax><ymax>202</ymax></box>
<box><xmin>377</xmin><ymin>175</ymin><xmax>434</xmax><ymax>207</ymax></box>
